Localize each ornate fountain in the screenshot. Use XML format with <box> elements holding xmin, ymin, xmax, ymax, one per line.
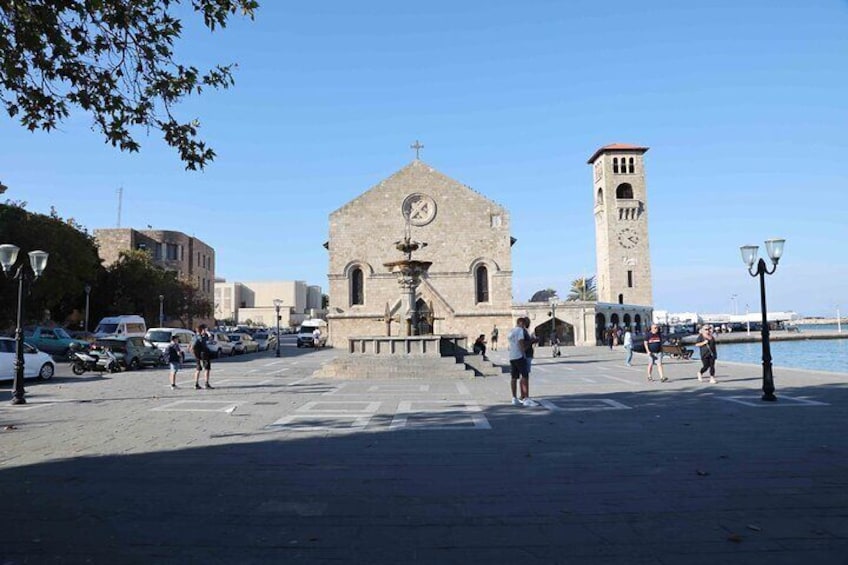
<box><xmin>383</xmin><ymin>221</ymin><xmax>432</xmax><ymax>336</ymax></box>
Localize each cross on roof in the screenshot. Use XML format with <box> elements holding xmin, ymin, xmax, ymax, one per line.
<box><xmin>410</xmin><ymin>140</ymin><xmax>424</xmax><ymax>160</ymax></box>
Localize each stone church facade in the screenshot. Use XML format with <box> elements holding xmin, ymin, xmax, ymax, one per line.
<box><xmin>326</xmin><ymin>160</ymin><xmax>515</xmax><ymax>347</ymax></box>
<box><xmin>326</xmin><ymin>145</ymin><xmax>653</xmax><ymax>350</ymax></box>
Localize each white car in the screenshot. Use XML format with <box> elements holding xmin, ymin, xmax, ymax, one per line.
<box><xmin>0</xmin><ymin>337</ymin><xmax>55</xmax><ymax>381</ymax></box>
<box><xmin>208</xmin><ymin>332</ymin><xmax>236</xmax><ymax>357</ymax></box>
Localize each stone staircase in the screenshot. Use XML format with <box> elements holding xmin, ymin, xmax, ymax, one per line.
<box><xmin>461</xmin><ymin>354</ymin><xmax>507</xmax><ymax>377</ymax></box>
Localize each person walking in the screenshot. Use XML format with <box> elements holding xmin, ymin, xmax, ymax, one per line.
<box><xmin>490</xmin><ymin>325</ymin><xmax>499</xmax><ymax>351</ymax></box>
<box><xmin>507</xmin><ymin>318</ymin><xmax>537</xmax><ymax>407</ymax></box>
<box><xmin>695</xmin><ymin>325</ymin><xmax>718</xmax><ymax>384</ymax></box>
<box><xmin>644</xmin><ymin>323</ymin><xmax>667</xmax><ymax>382</ymax></box>
<box><xmin>192</xmin><ymin>324</ymin><xmax>214</xmax><ymax>389</ymax></box>
<box><xmin>623</xmin><ymin>327</ymin><xmax>633</xmax><ymax>366</ymax></box>
<box><xmin>607</xmin><ymin>326</ymin><xmax>615</xmax><ymax>350</ymax></box>
<box><xmin>166</xmin><ymin>334</ymin><xmax>184</xmax><ymax>389</ymax></box>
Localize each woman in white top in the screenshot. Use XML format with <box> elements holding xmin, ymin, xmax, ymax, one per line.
<box><xmin>623</xmin><ymin>328</ymin><xmax>633</xmax><ymax>366</ymax></box>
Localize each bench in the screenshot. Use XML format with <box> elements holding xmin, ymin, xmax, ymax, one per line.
<box><xmin>661</xmin><ymin>343</ymin><xmax>693</xmax><ymax>360</ymax></box>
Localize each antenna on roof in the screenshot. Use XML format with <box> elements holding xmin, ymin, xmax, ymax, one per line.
<box><xmin>116</xmin><ymin>186</ymin><xmax>123</xmax><ymax>227</ymax></box>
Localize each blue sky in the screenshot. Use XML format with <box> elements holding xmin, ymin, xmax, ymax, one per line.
<box><xmin>2</xmin><ymin>0</ymin><xmax>846</xmax><ymax>316</ymax></box>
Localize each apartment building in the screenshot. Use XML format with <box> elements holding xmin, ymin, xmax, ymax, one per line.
<box><xmin>94</xmin><ymin>228</ymin><xmax>215</xmax><ymax>302</ymax></box>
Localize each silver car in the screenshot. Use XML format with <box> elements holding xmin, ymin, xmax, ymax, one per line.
<box><xmin>208</xmin><ymin>332</ymin><xmax>236</xmax><ymax>357</ymax></box>
<box><xmin>252</xmin><ymin>332</ymin><xmax>277</xmax><ymax>351</ymax></box>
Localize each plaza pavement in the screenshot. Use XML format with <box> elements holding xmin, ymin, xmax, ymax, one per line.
<box><xmin>1</xmin><ymin>340</ymin><xmax>847</xmax><ymax>564</ymax></box>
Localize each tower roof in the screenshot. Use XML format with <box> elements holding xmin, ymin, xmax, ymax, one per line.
<box><xmin>587</xmin><ymin>143</ymin><xmax>649</xmax><ymax>164</ymax></box>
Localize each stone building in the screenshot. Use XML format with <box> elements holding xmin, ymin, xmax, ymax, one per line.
<box><xmin>586</xmin><ymin>143</ymin><xmax>654</xmax><ymax>342</ymax></box>
<box><xmin>326</xmin><ymin>160</ymin><xmax>514</xmax><ymax>347</ymax></box>
<box><xmin>325</xmin><ymin>145</ymin><xmax>654</xmax><ymax>350</ymax></box>
<box><xmin>94</xmin><ymin>228</ymin><xmax>215</xmax><ymax>303</ymax></box>
<box><xmin>215</xmin><ymin>279</ymin><xmax>324</xmax><ymax>327</ymax></box>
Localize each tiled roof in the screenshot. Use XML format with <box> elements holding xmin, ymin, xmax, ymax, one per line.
<box><xmin>587</xmin><ymin>143</ymin><xmax>649</xmax><ymax>164</ymax></box>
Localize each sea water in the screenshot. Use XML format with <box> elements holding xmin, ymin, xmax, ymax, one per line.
<box><xmin>708</xmin><ymin>329</ymin><xmax>848</xmax><ymax>375</ymax></box>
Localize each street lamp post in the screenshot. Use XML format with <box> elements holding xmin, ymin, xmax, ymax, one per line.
<box><xmin>837</xmin><ymin>305</ymin><xmax>842</xmax><ymax>335</ymax></box>
<box><xmin>740</xmin><ymin>238</ymin><xmax>785</xmax><ymax>402</ymax></box>
<box><xmin>159</xmin><ymin>294</ymin><xmax>165</xmax><ymax>327</ymax></box>
<box><xmin>273</xmin><ymin>299</ymin><xmax>283</xmax><ymax>357</ymax></box>
<box><xmin>84</xmin><ymin>284</ymin><xmax>91</xmax><ymax>332</ymax></box>
<box><xmin>0</xmin><ymin>244</ymin><xmax>49</xmax><ymax>405</ymax></box>
<box><xmin>548</xmin><ymin>296</ymin><xmax>557</xmax><ymax>345</ymax></box>
<box><xmin>745</xmin><ymin>304</ymin><xmax>750</xmax><ymax>336</ymax></box>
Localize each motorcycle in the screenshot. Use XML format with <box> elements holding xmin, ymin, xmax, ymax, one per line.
<box><xmin>71</xmin><ymin>347</ymin><xmax>120</xmax><ymax>375</ymax></box>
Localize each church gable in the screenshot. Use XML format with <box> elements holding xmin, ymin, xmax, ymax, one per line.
<box><xmin>329</xmin><ymin>160</ymin><xmax>512</xmax><ymax>277</ymax></box>
<box><xmin>330</xmin><ymin>160</ymin><xmax>505</xmax><ymax>220</ymax></box>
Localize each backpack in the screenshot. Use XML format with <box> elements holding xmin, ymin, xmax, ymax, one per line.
<box><xmin>191</xmin><ymin>334</ymin><xmax>206</xmax><ymax>356</ymax></box>
<box><xmin>523</xmin><ymin>328</ymin><xmax>535</xmax><ymax>358</ymax></box>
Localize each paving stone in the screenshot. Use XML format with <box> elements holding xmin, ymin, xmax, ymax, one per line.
<box><xmin>1</xmin><ymin>344</ymin><xmax>847</xmax><ymax>563</ymax></box>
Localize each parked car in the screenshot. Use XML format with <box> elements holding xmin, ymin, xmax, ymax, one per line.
<box><xmin>23</xmin><ymin>326</ymin><xmax>89</xmax><ymax>357</ymax></box>
<box><xmin>95</xmin><ymin>336</ymin><xmax>165</xmax><ymax>370</ymax></box>
<box><xmin>145</xmin><ymin>328</ymin><xmax>196</xmax><ymax>362</ymax></box>
<box><xmin>68</xmin><ymin>330</ymin><xmax>97</xmax><ymax>343</ymax></box>
<box><xmin>208</xmin><ymin>332</ymin><xmax>236</xmax><ymax>357</ymax></box>
<box><xmin>252</xmin><ymin>331</ymin><xmax>277</xmax><ymax>352</ymax></box>
<box><xmin>228</xmin><ymin>333</ymin><xmax>259</xmax><ymax>354</ymax></box>
<box><xmin>0</xmin><ymin>337</ymin><xmax>55</xmax><ymax>381</ymax></box>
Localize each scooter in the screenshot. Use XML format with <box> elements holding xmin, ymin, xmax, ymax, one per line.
<box><xmin>551</xmin><ymin>338</ymin><xmax>562</xmax><ymax>358</ymax></box>
<box><xmin>71</xmin><ymin>347</ymin><xmax>120</xmax><ymax>375</ymax></box>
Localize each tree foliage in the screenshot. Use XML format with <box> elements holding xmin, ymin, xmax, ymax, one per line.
<box><xmin>0</xmin><ymin>0</ymin><xmax>258</xmax><ymax>172</ymax></box>
<box><xmin>103</xmin><ymin>249</ymin><xmax>211</xmax><ymax>328</ymax></box>
<box><xmin>0</xmin><ymin>204</ymin><xmax>211</xmax><ymax>331</ymax></box>
<box><xmin>565</xmin><ymin>276</ymin><xmax>597</xmax><ymax>302</ymax></box>
<box><xmin>529</xmin><ymin>288</ymin><xmax>557</xmax><ymax>302</ymax></box>
<box><xmin>0</xmin><ymin>203</ymin><xmax>103</xmax><ymax>330</ymax></box>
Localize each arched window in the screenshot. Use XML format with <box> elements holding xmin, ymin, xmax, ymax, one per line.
<box><xmin>634</xmin><ymin>314</ymin><xmax>642</xmax><ymax>333</ymax></box>
<box><xmin>618</xmin><ymin>293</ymin><xmax>624</xmax><ymax>304</ymax></box>
<box><xmin>475</xmin><ymin>265</ymin><xmax>489</xmax><ymax>303</ymax></box>
<box><xmin>616</xmin><ymin>183</ymin><xmax>633</xmax><ymax>199</ymax></box>
<box><xmin>596</xmin><ymin>188</ymin><xmax>604</xmax><ymax>205</ymax></box>
<box><xmin>611</xmin><ymin>313</ymin><xmax>620</xmax><ymax>327</ymax></box>
<box><xmin>628</xmin><ymin>157</ymin><xmax>635</xmax><ymax>173</ymax></box>
<box><xmin>624</xmin><ymin>314</ymin><xmax>631</xmax><ymax>328</ymax></box>
<box><xmin>613</xmin><ymin>158</ymin><xmax>619</xmax><ymax>174</ymax></box>
<box><xmin>350</xmin><ymin>267</ymin><xmax>364</xmax><ymax>306</ymax></box>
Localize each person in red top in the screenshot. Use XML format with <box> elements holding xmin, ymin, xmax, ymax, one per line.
<box><xmin>643</xmin><ymin>324</ymin><xmax>667</xmax><ymax>382</ymax></box>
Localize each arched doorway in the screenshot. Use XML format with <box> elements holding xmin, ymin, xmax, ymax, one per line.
<box><xmin>414</xmin><ymin>298</ymin><xmax>433</xmax><ymax>335</ymax></box>
<box><xmin>634</xmin><ymin>314</ymin><xmax>642</xmax><ymax>334</ymax></box>
<box><xmin>595</xmin><ymin>313</ymin><xmax>606</xmax><ymax>346</ymax></box>
<box><xmin>611</xmin><ymin>313</ymin><xmax>620</xmax><ymax>328</ymax></box>
<box><xmin>535</xmin><ymin>318</ymin><xmax>575</xmax><ymax>347</ymax></box>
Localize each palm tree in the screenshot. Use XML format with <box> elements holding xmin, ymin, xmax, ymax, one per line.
<box><xmin>566</xmin><ymin>276</ymin><xmax>597</xmax><ymax>302</ymax></box>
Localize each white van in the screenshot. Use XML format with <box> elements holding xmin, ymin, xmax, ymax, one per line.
<box><xmin>296</xmin><ymin>319</ymin><xmax>328</xmax><ymax>348</ymax></box>
<box><xmin>145</xmin><ymin>327</ymin><xmax>197</xmax><ymax>362</ymax></box>
<box><xmin>94</xmin><ymin>315</ymin><xmax>147</xmax><ymax>339</ymax></box>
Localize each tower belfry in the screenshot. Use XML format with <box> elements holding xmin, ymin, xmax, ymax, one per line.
<box><xmin>588</xmin><ymin>144</ymin><xmax>653</xmax><ymax>307</ymax></box>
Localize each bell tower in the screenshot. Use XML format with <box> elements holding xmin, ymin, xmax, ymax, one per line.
<box><xmin>588</xmin><ymin>143</ymin><xmax>653</xmax><ymax>307</ymax></box>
